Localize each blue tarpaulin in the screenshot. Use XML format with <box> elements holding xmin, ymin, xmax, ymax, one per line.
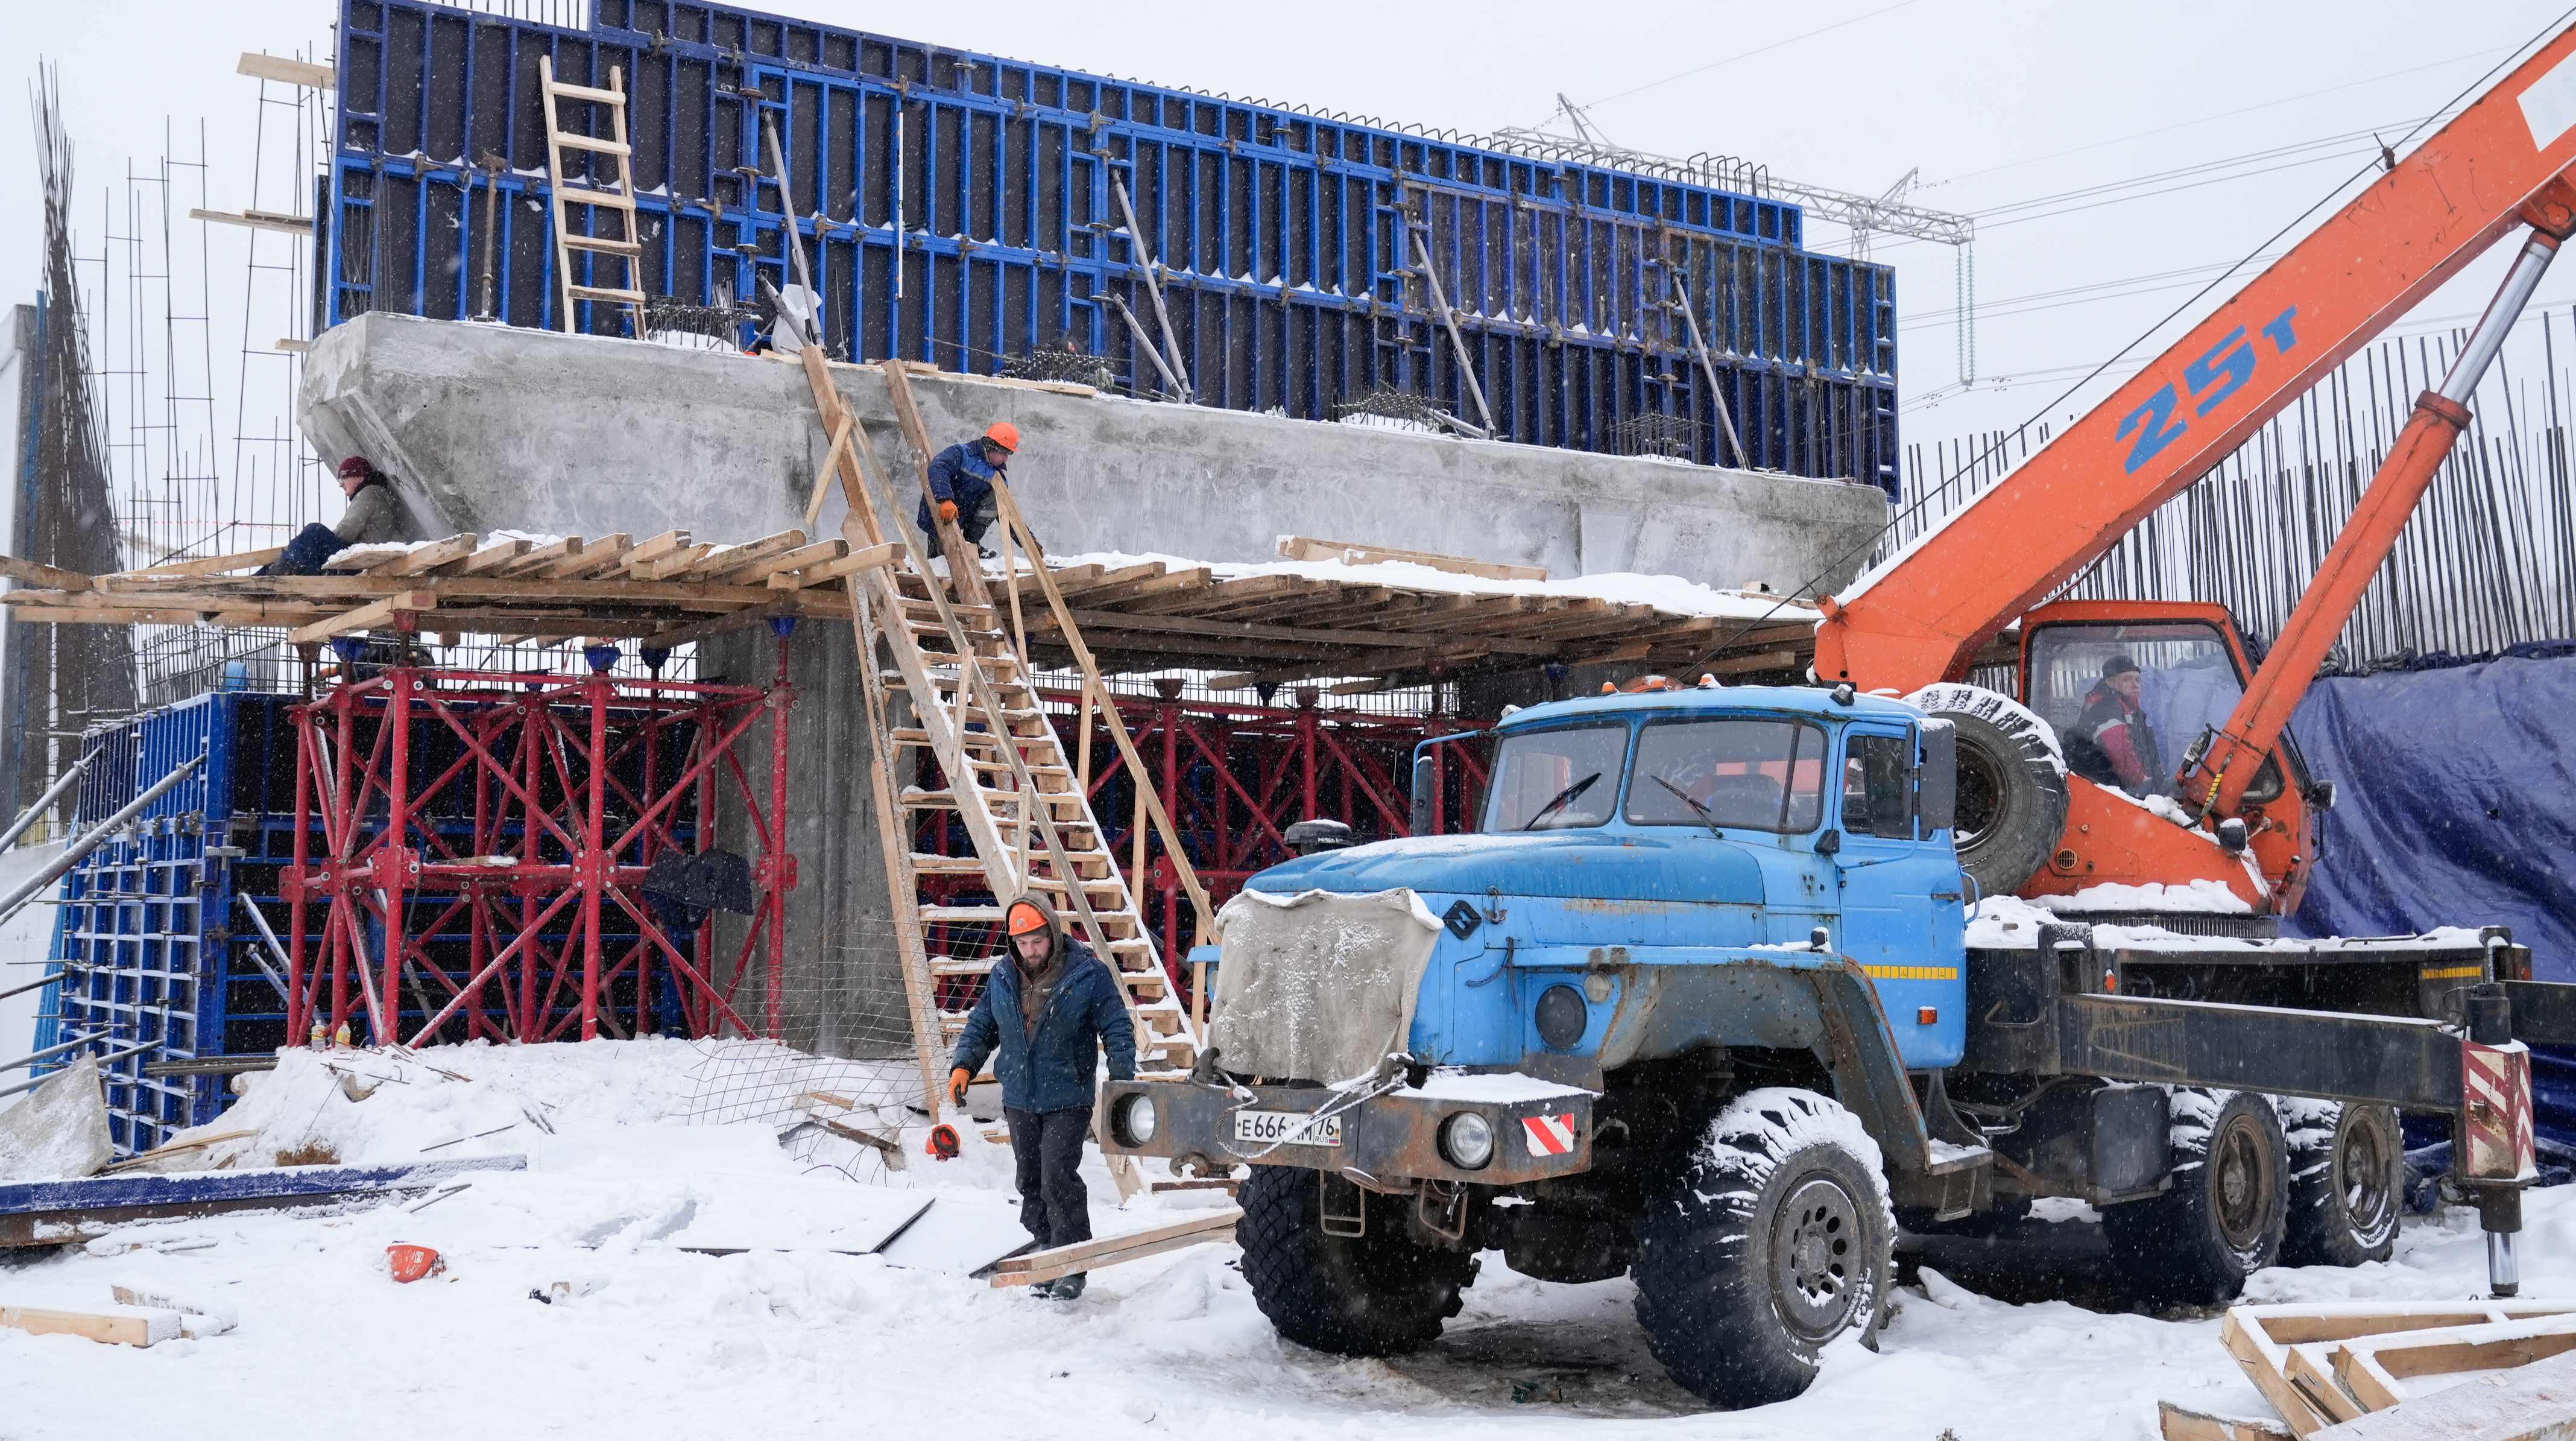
<box><xmin>2287</xmin><ymin>653</ymin><xmax>2576</xmax><ymax>1144</ymax></box>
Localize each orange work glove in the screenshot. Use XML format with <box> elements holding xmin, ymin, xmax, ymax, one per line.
<box><xmin>936</xmin><ymin>499</ymin><xmax>960</xmax><ymax>524</ymax></box>
<box><xmin>948</xmin><ymin>1067</ymin><xmax>972</xmax><ymax>1107</ymax></box>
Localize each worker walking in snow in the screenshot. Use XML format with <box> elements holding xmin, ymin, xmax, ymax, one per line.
<box><xmin>2065</xmin><ymin>654</ymin><xmax>2165</xmax><ymax>796</ymax></box>
<box><xmin>948</xmin><ymin>893</ymin><xmax>1135</xmax><ymax>1300</ymax></box>
<box><xmin>915</xmin><ymin>421</ymin><xmax>1018</xmax><ymax>562</ymax></box>
<box><xmin>262</xmin><ymin>456</ymin><xmax>428</xmax><ymax>576</ymax></box>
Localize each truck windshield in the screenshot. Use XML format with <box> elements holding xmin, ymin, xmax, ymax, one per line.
<box><xmin>1482</xmin><ymin>723</ymin><xmax>1628</xmax><ymax>831</ymax></box>
<box><xmin>2027</xmin><ymin>621</ymin><xmax>2244</xmax><ymax>799</ymax></box>
<box><xmin>1625</xmin><ymin>718</ymin><xmax>1829</xmax><ymax>833</ymax></box>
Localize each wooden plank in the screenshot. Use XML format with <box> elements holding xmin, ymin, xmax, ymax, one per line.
<box><xmin>619</xmin><ymin>530</ymin><xmax>695</xmax><ymax>569</ymax></box>
<box><xmin>730</xmin><ymin>537</ymin><xmax>845</xmax><ymax>584</ymax></box>
<box><xmin>1059</xmin><ymin>606</ymin><xmax>1561</xmax><ymax>657</ymax></box>
<box><xmin>2160</xmin><ymin>1402</ymin><xmax>2297</xmax><ymax>1441</ymax></box>
<box><xmin>0</xmin><ymin>555</ymin><xmax>92</xmax><ymax>592</ymax></box>
<box><xmin>189</xmin><ymin>207</ymin><xmax>313</xmax><ymax>235</ymax></box>
<box><xmin>238</xmin><ymin>52</ymin><xmax>333</xmax><ymax>88</ymax></box>
<box><xmin>672</xmin><ymin>529</ymin><xmax>805</xmax><ymax>582</ymax></box>
<box><xmin>2311</xmin><ymin>1348</ymin><xmax>2576</xmax><ymax>1439</ymax></box>
<box><xmin>631</xmin><ymin>543</ymin><xmax>716</xmax><ymax>581</ymax></box>
<box><xmin>456</xmin><ymin>537</ymin><xmax>533</xmax><ymax>575</ymax></box>
<box><xmin>985</xmin><ymin>1208</ymin><xmax>1240</xmax><ymax>1287</ymax></box>
<box><xmin>1277</xmin><ymin>533</ymin><xmax>1548</xmax><ymax>581</ymax></box>
<box><xmin>2332</xmin><ymin>1314</ymin><xmax>2576</xmax><ymax>1414</ymax></box>
<box><xmin>0</xmin><ymin>1302</ymin><xmax>181</xmax><ymax>1347</ymax></box>
<box><xmin>1069</xmin><ymin>566</ymin><xmax>1212</xmax><ymax>609</ymax></box>
<box><xmin>286</xmin><ymin>591</ymin><xmax>438</xmax><ymax>645</ymax></box>
<box><xmin>494</xmin><ymin>536</ymin><xmax>581</xmax><ymax>576</ymax></box>
<box><xmin>764</xmin><ymin>542</ymin><xmax>897</xmax><ymax>589</ymax></box>
<box><xmin>371</xmin><ymin>535</ymin><xmax>479</xmax><ymax>577</ymax></box>
<box><xmin>116</xmin><ymin>546</ymin><xmax>285</xmax><ymax>578</ymax></box>
<box><xmin>2223</xmin><ymin>1305</ymin><xmax>2576</xmax><ymax>1439</ymax></box>
<box><xmin>545</xmin><ymin>534</ymin><xmax>628</xmax><ymax>578</ymax></box>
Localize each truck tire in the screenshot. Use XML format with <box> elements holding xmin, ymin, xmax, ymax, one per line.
<box><xmin>1236</xmin><ymin>1164</ymin><xmax>1477</xmax><ymax>1357</ymax></box>
<box><xmin>1633</xmin><ymin>1088</ymin><xmax>1893</xmax><ymax>1408</ymax></box>
<box><xmin>2102</xmin><ymin>1089</ymin><xmax>2288</xmax><ymax>1304</ymax></box>
<box><xmin>1907</xmin><ymin>683</ymin><xmax>2069</xmax><ymax>896</ymax></box>
<box><xmin>2279</xmin><ymin>1101</ymin><xmax>2403</xmax><ymax>1267</ymax></box>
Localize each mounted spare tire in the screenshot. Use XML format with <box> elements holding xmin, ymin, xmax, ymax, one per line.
<box><xmin>1907</xmin><ymin>683</ymin><xmax>2069</xmax><ymax>896</ymax></box>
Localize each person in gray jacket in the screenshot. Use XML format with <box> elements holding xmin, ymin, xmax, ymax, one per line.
<box><xmin>262</xmin><ymin>457</ymin><xmax>425</xmax><ymax>575</ymax></box>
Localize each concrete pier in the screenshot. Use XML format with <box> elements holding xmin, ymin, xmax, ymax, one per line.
<box><xmin>299</xmin><ymin>313</ymin><xmax>1890</xmax><ymax>594</ymax></box>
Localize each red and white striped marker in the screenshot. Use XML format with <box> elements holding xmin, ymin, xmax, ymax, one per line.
<box><xmin>1522</xmin><ymin>1113</ymin><xmax>1577</xmax><ymax>1158</ymax></box>
<box><xmin>2462</xmin><ymin>1038</ymin><xmax>2537</xmax><ymax>1181</ymax></box>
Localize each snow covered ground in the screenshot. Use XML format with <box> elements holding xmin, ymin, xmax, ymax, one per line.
<box><xmin>0</xmin><ymin>839</ymin><xmax>68</xmax><ymax>1116</ymax></box>
<box><xmin>0</xmin><ymin>1040</ymin><xmax>2565</xmax><ymax>1439</ymax></box>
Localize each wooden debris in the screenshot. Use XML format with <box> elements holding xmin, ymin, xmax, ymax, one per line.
<box><xmin>2219</xmin><ymin>1302</ymin><xmax>2576</xmax><ymax>1437</ymax></box>
<box><xmin>984</xmin><ymin>1208</ymin><xmax>1240</xmax><ymax>1287</ymax></box>
<box><xmin>1277</xmin><ymin>533</ymin><xmax>1547</xmax><ymax>582</ymax></box>
<box><xmin>375</xmin><ymin>534</ymin><xmax>479</xmax><ymax>577</ymax></box>
<box><xmin>0</xmin><ymin>1300</ymin><xmax>182</xmax><ymax>1346</ymax></box>
<box><xmin>2160</xmin><ymin>1401</ymin><xmax>2297</xmax><ymax>1441</ymax></box>
<box><xmin>2312</xmin><ymin>1347</ymin><xmax>2576</xmax><ymax>1439</ymax></box>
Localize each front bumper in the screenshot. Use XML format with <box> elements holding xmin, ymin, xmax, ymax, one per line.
<box><xmin>1096</xmin><ymin>1078</ymin><xmax>1594</xmax><ymax>1186</ymax></box>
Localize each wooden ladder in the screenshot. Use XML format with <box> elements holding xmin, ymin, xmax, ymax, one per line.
<box><xmin>537</xmin><ymin>54</ymin><xmax>648</xmax><ymax>338</ymax></box>
<box><xmin>791</xmin><ymin>353</ymin><xmax>1214</xmax><ymax>1089</ymax></box>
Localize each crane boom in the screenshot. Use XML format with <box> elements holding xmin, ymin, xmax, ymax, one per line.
<box><xmin>1814</xmin><ymin>27</ymin><xmax>2576</xmax><ymax>694</ymax></box>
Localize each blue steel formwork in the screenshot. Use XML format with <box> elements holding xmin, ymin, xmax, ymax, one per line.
<box><xmin>28</xmin><ymin>693</ymin><xmax>304</xmax><ymax>1154</ymax></box>
<box><xmin>324</xmin><ymin>0</ymin><xmax>1901</xmax><ymax>493</ymax></box>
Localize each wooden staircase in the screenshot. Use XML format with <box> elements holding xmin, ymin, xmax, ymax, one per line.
<box><xmin>537</xmin><ymin>55</ymin><xmax>649</xmax><ymax>338</ymax></box>
<box><xmin>790</xmin><ymin>351</ymin><xmax>1215</xmax><ymax>1095</ymax></box>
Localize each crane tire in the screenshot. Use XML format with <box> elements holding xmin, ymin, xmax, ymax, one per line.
<box><xmin>2102</xmin><ymin>1089</ymin><xmax>2288</xmax><ymax>1305</ymax></box>
<box><xmin>1907</xmin><ymin>683</ymin><xmax>2069</xmax><ymax>897</ymax></box>
<box><xmin>1237</xmin><ymin>1163</ymin><xmax>1476</xmax><ymax>1357</ymax></box>
<box><xmin>2279</xmin><ymin>1101</ymin><xmax>2403</xmax><ymax>1267</ymax></box>
<box><xmin>1633</xmin><ymin>1088</ymin><xmax>1893</xmax><ymax>1408</ymax></box>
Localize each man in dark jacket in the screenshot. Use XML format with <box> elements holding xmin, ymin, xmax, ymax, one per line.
<box><xmin>949</xmin><ymin>892</ymin><xmax>1135</xmax><ymax>1299</ymax></box>
<box><xmin>915</xmin><ymin>422</ymin><xmax>1018</xmax><ymax>562</ymax></box>
<box><xmin>2065</xmin><ymin>654</ymin><xmax>2164</xmax><ymax>796</ymax></box>
<box><xmin>263</xmin><ymin>457</ymin><xmax>426</xmax><ymax>575</ymax></box>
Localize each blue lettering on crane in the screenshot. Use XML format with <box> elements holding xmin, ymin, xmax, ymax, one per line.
<box><xmin>2264</xmin><ymin>306</ymin><xmax>2299</xmax><ymax>353</ymax></box>
<box><xmin>2117</xmin><ymin>385</ymin><xmax>2188</xmax><ymax>473</ymax></box>
<box><xmin>2187</xmin><ymin>328</ymin><xmax>2255</xmax><ymax>417</ymax></box>
<box><xmin>2119</xmin><ymin>305</ymin><xmax>2303</xmax><ymax>473</ymax></box>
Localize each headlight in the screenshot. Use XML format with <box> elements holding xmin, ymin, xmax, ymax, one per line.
<box><xmin>1536</xmin><ymin>983</ymin><xmax>1589</xmax><ymax>1049</ymax></box>
<box><xmin>1439</xmin><ymin>1110</ymin><xmax>1495</xmax><ymax>1170</ymax></box>
<box><xmin>1113</xmin><ymin>1091</ymin><xmax>1158</xmax><ymax>1146</ymax></box>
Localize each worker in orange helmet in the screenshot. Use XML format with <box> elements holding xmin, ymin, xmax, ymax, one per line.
<box><xmin>917</xmin><ymin>420</ymin><xmax>1018</xmax><ymax>563</ymax></box>
<box><xmin>947</xmin><ymin>892</ymin><xmax>1135</xmax><ymax>1300</ymax></box>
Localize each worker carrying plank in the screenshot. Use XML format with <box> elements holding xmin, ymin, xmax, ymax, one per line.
<box><xmin>260</xmin><ymin>456</ymin><xmax>429</xmax><ymax>576</ymax></box>
<box><xmin>948</xmin><ymin>893</ymin><xmax>1135</xmax><ymax>1300</ymax></box>
<box><xmin>915</xmin><ymin>422</ymin><xmax>1017</xmax><ymax>563</ymax></box>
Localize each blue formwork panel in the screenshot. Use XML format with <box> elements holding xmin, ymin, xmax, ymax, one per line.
<box><xmin>30</xmin><ymin>692</ymin><xmax>304</xmax><ymax>1155</ymax></box>
<box><xmin>323</xmin><ymin>0</ymin><xmax>1900</xmax><ymax>493</ymax></box>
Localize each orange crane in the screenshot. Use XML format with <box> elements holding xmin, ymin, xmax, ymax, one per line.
<box><xmin>1812</xmin><ymin>28</ymin><xmax>2576</xmax><ymax>916</ymax></box>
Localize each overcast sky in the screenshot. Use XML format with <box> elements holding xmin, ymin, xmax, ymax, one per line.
<box><xmin>7</xmin><ymin>0</ymin><xmax>2575</xmax><ymax>510</ymax></box>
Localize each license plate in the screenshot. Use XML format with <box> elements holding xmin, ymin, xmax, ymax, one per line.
<box><xmin>1233</xmin><ymin>1108</ymin><xmax>1343</xmax><ymax>1148</ymax></box>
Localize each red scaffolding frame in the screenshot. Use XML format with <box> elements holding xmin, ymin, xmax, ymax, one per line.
<box><xmin>282</xmin><ymin>631</ymin><xmax>800</xmax><ymax>1047</ymax></box>
<box><xmin>907</xmin><ymin>685</ymin><xmax>1491</xmax><ymax>1010</ymax></box>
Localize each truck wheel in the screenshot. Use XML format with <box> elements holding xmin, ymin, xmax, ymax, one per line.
<box><xmin>2103</xmin><ymin>1089</ymin><xmax>2288</xmax><ymax>1304</ymax></box>
<box><xmin>1236</xmin><ymin>1164</ymin><xmax>1477</xmax><ymax>1357</ymax></box>
<box><xmin>1907</xmin><ymin>683</ymin><xmax>2068</xmax><ymax>896</ymax></box>
<box><xmin>2279</xmin><ymin>1101</ymin><xmax>2402</xmax><ymax>1267</ymax></box>
<box><xmin>1633</xmin><ymin>1088</ymin><xmax>1893</xmax><ymax>1408</ymax></box>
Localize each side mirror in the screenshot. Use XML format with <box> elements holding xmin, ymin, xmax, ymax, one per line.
<box><xmin>1410</xmin><ymin>754</ymin><xmax>1436</xmax><ymax>835</ymax></box>
<box><xmin>1814</xmin><ymin>828</ymin><xmax>1843</xmax><ymax>857</ymax></box>
<box><xmin>2215</xmin><ymin>817</ymin><xmax>2249</xmax><ymax>853</ymax></box>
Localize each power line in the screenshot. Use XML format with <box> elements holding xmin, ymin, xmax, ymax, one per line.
<box><xmin>1574</xmin><ymin>0</ymin><xmax>1933</xmax><ymax>112</ymax></box>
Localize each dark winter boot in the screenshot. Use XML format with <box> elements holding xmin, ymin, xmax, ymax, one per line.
<box><xmin>1049</xmin><ymin>1272</ymin><xmax>1087</xmax><ymax>1301</ymax></box>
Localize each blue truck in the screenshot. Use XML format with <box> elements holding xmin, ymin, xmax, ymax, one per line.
<box><xmin>1098</xmin><ymin>681</ymin><xmax>2575</xmax><ymax>1408</ymax></box>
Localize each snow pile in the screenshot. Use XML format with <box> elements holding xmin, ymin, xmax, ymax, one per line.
<box><xmin>137</xmin><ymin>1039</ymin><xmax>709</xmax><ymax>1174</ymax></box>
<box><xmin>2031</xmin><ymin>878</ymin><xmax>2253</xmax><ymax>914</ymax></box>
<box><xmin>1043</xmin><ymin>548</ymin><xmax>1813</xmax><ymax>622</ymax></box>
<box><xmin>0</xmin><ymin>1055</ymin><xmax>113</xmax><ymax>1183</ymax></box>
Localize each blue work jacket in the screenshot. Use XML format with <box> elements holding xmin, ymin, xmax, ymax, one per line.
<box><xmin>915</xmin><ymin>442</ymin><xmax>1003</xmax><ymax>533</ymax></box>
<box><xmin>950</xmin><ymin>939</ymin><xmax>1137</xmax><ymax>1113</ymax></box>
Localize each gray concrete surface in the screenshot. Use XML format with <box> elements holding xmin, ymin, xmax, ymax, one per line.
<box><xmin>300</xmin><ymin>312</ymin><xmax>1890</xmax><ymax>593</ymax></box>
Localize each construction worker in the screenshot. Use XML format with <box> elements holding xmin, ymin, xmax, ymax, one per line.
<box><xmin>262</xmin><ymin>456</ymin><xmax>427</xmax><ymax>575</ymax></box>
<box><xmin>916</xmin><ymin>421</ymin><xmax>1017</xmax><ymax>562</ymax></box>
<box><xmin>948</xmin><ymin>893</ymin><xmax>1135</xmax><ymax>1300</ymax></box>
<box><xmin>2066</xmin><ymin>654</ymin><xmax>2166</xmax><ymax>796</ymax></box>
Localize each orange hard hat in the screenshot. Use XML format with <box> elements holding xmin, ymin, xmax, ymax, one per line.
<box><xmin>1006</xmin><ymin>901</ymin><xmax>1050</xmax><ymax>936</ymax></box>
<box><xmin>982</xmin><ymin>421</ymin><xmax>1020</xmax><ymax>453</ymax></box>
